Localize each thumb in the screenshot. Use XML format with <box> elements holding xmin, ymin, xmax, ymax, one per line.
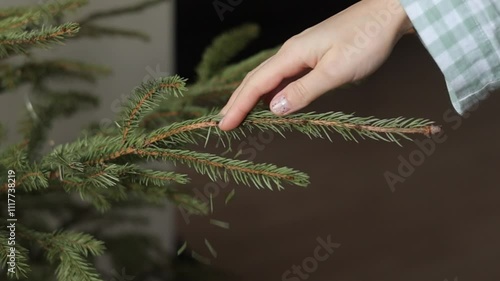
<box><xmin>269</xmin><ymin>68</ymin><xmax>340</xmax><ymax>115</ymax></box>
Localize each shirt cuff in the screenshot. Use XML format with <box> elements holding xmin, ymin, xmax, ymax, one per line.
<box><xmin>399</xmin><ymin>0</ymin><xmax>500</xmax><ymax>114</ymax></box>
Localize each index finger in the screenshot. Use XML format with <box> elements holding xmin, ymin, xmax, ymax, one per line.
<box><xmin>219</xmin><ymin>49</ymin><xmax>307</xmax><ymax>130</ymax></box>
<box><xmin>219</xmin><ymin>56</ymin><xmax>273</xmax><ymax>116</ymax></box>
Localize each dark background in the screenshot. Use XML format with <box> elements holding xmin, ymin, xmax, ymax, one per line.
<box><xmin>176</xmin><ymin>0</ymin><xmax>355</xmax><ymax>79</ymax></box>
<box><xmin>176</xmin><ymin>1</ymin><xmax>500</xmax><ymax>281</ymax></box>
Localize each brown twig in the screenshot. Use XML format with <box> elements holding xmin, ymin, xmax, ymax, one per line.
<box><xmin>144</xmin><ymin>121</ymin><xmax>217</xmax><ymax>146</ymax></box>
<box><xmin>252</xmin><ymin>118</ymin><xmax>442</xmax><ymax>137</ymax></box>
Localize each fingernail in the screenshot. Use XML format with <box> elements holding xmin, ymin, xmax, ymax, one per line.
<box><xmin>270</xmin><ymin>95</ymin><xmax>290</xmax><ymax>115</ymax></box>
<box><xmin>218</xmin><ymin>117</ymin><xmax>225</xmax><ymax>128</ymax></box>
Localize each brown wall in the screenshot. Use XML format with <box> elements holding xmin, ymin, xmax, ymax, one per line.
<box><xmin>177</xmin><ymin>36</ymin><xmax>500</xmax><ymax>281</ymax></box>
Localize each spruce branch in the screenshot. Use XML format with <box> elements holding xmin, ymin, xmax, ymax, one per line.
<box><xmin>186</xmin><ymin>48</ymin><xmax>278</xmax><ymax>106</ymax></box>
<box><xmin>50</xmin><ymin>133</ymin><xmax>307</xmax><ymax>190</ymax></box>
<box><xmin>77</xmin><ymin>24</ymin><xmax>150</xmax><ymax>41</ymax></box>
<box><xmin>0</xmin><ymin>7</ymin><xmax>29</xmax><ymax>20</ymax></box>
<box><xmin>79</xmin><ymin>0</ymin><xmax>167</xmax><ymax>25</ymax></box>
<box><xmin>126</xmin><ymin>167</ymin><xmax>190</xmax><ymax>186</ymax></box>
<box><xmin>0</xmin><ymin>59</ymin><xmax>110</xmax><ymax>90</ymax></box>
<box><xmin>197</xmin><ymin>47</ymin><xmax>278</xmax><ymax>86</ymax></box>
<box><xmin>0</xmin><ymin>12</ymin><xmax>445</xmax><ymax>280</ymax></box>
<box><xmin>196</xmin><ymin>23</ymin><xmax>260</xmax><ymax>81</ymax></box>
<box><xmin>0</xmin><ymin>22</ymin><xmax>80</xmax><ymax>58</ymax></box>
<box><xmin>18</xmin><ymin>228</ymin><xmax>105</xmax><ymax>281</ymax></box>
<box><xmin>143</xmin><ymin>110</ymin><xmax>440</xmax><ymax>150</ymax></box>
<box><xmin>0</xmin><ymin>0</ymin><xmax>87</xmax><ymax>20</ymax></box>
<box><xmin>136</xmin><ymin>148</ymin><xmax>310</xmax><ymax>190</ymax></box>
<box><xmin>0</xmin><ymin>168</ymin><xmax>48</xmax><ymax>193</ymax></box>
<box><xmin>36</xmin><ymin>0</ymin><xmax>88</xmax><ymax>20</ymax></box>
<box><xmin>0</xmin><ymin>144</ymin><xmax>28</xmax><ymax>171</ymax></box>
<box><xmin>240</xmin><ymin>111</ymin><xmax>442</xmax><ymax>144</ymax></box>
<box><xmin>120</xmin><ymin>75</ymin><xmax>187</xmax><ymax>142</ymax></box>
<box><xmin>0</xmin><ymin>12</ymin><xmax>42</xmax><ymax>33</ymax></box>
<box><xmin>0</xmin><ymin>231</ymin><xmax>30</xmax><ymax>279</ymax></box>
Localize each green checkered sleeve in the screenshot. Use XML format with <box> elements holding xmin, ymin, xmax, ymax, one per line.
<box><xmin>399</xmin><ymin>0</ymin><xmax>500</xmax><ymax>114</ymax></box>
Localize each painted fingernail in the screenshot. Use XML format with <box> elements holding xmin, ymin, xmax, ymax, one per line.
<box><xmin>270</xmin><ymin>95</ymin><xmax>290</xmax><ymax>115</ymax></box>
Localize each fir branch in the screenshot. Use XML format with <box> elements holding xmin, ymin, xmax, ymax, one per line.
<box><xmin>0</xmin><ymin>168</ymin><xmax>48</xmax><ymax>193</ymax></box>
<box><xmin>120</xmin><ymin>75</ymin><xmax>187</xmax><ymax>142</ymax></box>
<box><xmin>144</xmin><ymin>111</ymin><xmax>440</xmax><ymax>149</ymax></box>
<box><xmin>194</xmin><ymin>47</ymin><xmax>278</xmax><ymax>89</ymax></box>
<box><xmin>37</xmin><ymin>0</ymin><xmax>89</xmax><ymax>20</ymax></box>
<box><xmin>0</xmin><ymin>12</ymin><xmax>42</xmax><ymax>33</ymax></box>
<box><xmin>61</xmin><ymin>165</ymin><xmax>124</xmax><ymax>189</ymax></box>
<box><xmin>0</xmin><ymin>0</ymin><xmax>86</xmax><ymax>27</ymax></box>
<box><xmin>55</xmin><ymin>250</ymin><xmax>103</xmax><ymax>281</ymax></box>
<box><xmin>0</xmin><ymin>22</ymin><xmax>80</xmax><ymax>58</ymax></box>
<box><xmin>143</xmin><ymin>116</ymin><xmax>219</xmax><ymax>147</ymax></box>
<box><xmin>3</xmin><ymin>105</ymin><xmax>439</xmax><ymax>193</ymax></box>
<box><xmin>51</xmin><ymin>231</ymin><xmax>106</xmax><ymax>258</ymax></box>
<box><xmin>46</xmin><ymin>128</ymin><xmax>309</xmax><ymax>190</ymax></box>
<box><xmin>187</xmin><ymin>48</ymin><xmax>278</xmax><ymax>106</ymax></box>
<box><xmin>0</xmin><ymin>231</ymin><xmax>30</xmax><ymax>279</ymax></box>
<box><xmin>196</xmin><ymin>23</ymin><xmax>260</xmax><ymax>81</ymax></box>
<box><xmin>0</xmin><ymin>0</ymin><xmax>86</xmax><ymax>28</ymax></box>
<box><xmin>0</xmin><ymin>144</ymin><xmax>29</xmax><ymax>171</ymax></box>
<box><xmin>0</xmin><ymin>7</ymin><xmax>30</xmax><ymax>19</ymax></box>
<box><xmin>56</xmin><ymin>164</ymin><xmax>189</xmax><ymax>210</ymax></box>
<box><xmin>18</xmin><ymin>228</ymin><xmax>105</xmax><ymax>281</ymax></box>
<box><xmin>58</xmin><ymin>135</ymin><xmax>128</xmax><ymax>165</ymax></box>
<box><xmin>136</xmin><ymin>148</ymin><xmax>310</xmax><ymax>190</ymax></box>
<box><xmin>126</xmin><ymin>168</ymin><xmax>190</xmax><ymax>186</ymax></box>
<box><xmin>79</xmin><ymin>0</ymin><xmax>167</xmax><ymax>25</ymax></box>
<box><xmin>242</xmin><ymin>111</ymin><xmax>441</xmax><ymax>144</ymax></box>
<box><xmin>75</xmin><ymin>186</ymin><xmax>114</xmax><ymax>212</ymax></box>
<box><xmin>0</xmin><ymin>60</ymin><xmax>110</xmax><ymax>92</ymax></box>
<box><xmin>78</xmin><ymin>24</ymin><xmax>150</xmax><ymax>41</ymax></box>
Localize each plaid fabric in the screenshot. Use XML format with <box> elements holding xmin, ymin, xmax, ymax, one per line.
<box><xmin>400</xmin><ymin>0</ymin><xmax>500</xmax><ymax>114</ymax></box>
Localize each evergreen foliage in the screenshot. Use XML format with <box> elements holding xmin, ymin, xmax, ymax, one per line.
<box><xmin>0</xmin><ymin>1</ymin><xmax>440</xmax><ymax>280</ymax></box>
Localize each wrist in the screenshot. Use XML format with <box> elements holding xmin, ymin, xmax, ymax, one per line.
<box><xmin>365</xmin><ymin>0</ymin><xmax>414</xmax><ymax>38</ymax></box>
<box><xmin>389</xmin><ymin>0</ymin><xmax>414</xmax><ymax>36</ymax></box>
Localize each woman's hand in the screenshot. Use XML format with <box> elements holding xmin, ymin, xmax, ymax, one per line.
<box><xmin>218</xmin><ymin>0</ymin><xmax>413</xmax><ymax>130</ymax></box>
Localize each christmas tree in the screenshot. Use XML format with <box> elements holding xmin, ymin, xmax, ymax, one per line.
<box><xmin>0</xmin><ymin>1</ymin><xmax>439</xmax><ymax>280</ymax></box>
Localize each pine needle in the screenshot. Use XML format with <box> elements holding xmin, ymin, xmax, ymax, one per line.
<box><xmin>225</xmin><ymin>189</ymin><xmax>236</xmax><ymax>205</ymax></box>
<box><xmin>210</xmin><ymin>219</ymin><xmax>230</xmax><ymax>229</ymax></box>
<box><xmin>177</xmin><ymin>241</ymin><xmax>187</xmax><ymax>256</ymax></box>
<box><xmin>204</xmin><ymin>238</ymin><xmax>218</xmax><ymax>258</ymax></box>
